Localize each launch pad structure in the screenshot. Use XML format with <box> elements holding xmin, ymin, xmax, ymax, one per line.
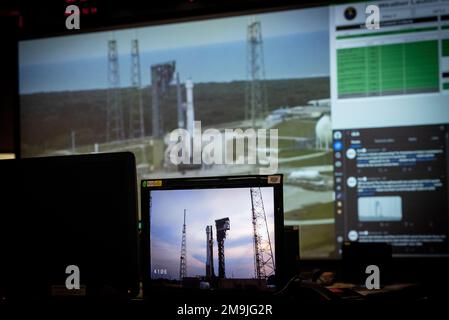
<box><xmin>178</xmin><ymin>187</ymin><xmax>274</xmax><ymax>282</ymax></box>
<box><xmin>250</xmin><ymin>187</ymin><xmax>275</xmax><ymax>279</ymax></box>
<box><xmin>215</xmin><ymin>218</ymin><xmax>231</xmax><ymax>279</ymax></box>
<box><xmin>129</xmin><ymin>38</ymin><xmax>145</xmax><ymax>139</ymax></box>
<box><xmin>245</xmin><ymin>20</ymin><xmax>268</xmax><ymax>128</ymax></box>
<box><xmin>151</xmin><ymin>61</ymin><xmax>176</xmax><ymax>139</ymax></box>
<box><xmin>179</xmin><ymin>209</ymin><xmax>187</xmax><ymax>279</ymax></box>
<box><xmin>106</xmin><ymin>39</ymin><xmax>125</xmax><ymax>142</ymax></box>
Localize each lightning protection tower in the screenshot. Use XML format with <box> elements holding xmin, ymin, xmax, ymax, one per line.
<box><xmin>245</xmin><ymin>20</ymin><xmax>268</xmax><ymax>128</ymax></box>
<box><xmin>179</xmin><ymin>209</ymin><xmax>187</xmax><ymax>280</ymax></box>
<box><xmin>106</xmin><ymin>39</ymin><xmax>125</xmax><ymax>142</ymax></box>
<box><xmin>128</xmin><ymin>38</ymin><xmax>144</xmax><ymax>139</ymax></box>
<box><xmin>250</xmin><ymin>187</ymin><xmax>275</xmax><ymax>279</ymax></box>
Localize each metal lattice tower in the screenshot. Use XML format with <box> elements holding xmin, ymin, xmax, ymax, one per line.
<box><xmin>128</xmin><ymin>39</ymin><xmax>145</xmax><ymax>139</ymax></box>
<box><xmin>179</xmin><ymin>209</ymin><xmax>187</xmax><ymax>280</ymax></box>
<box><xmin>250</xmin><ymin>188</ymin><xmax>275</xmax><ymax>279</ymax></box>
<box><xmin>215</xmin><ymin>218</ymin><xmax>230</xmax><ymax>279</ymax></box>
<box><xmin>245</xmin><ymin>20</ymin><xmax>268</xmax><ymax>128</ymax></box>
<box><xmin>205</xmin><ymin>225</ymin><xmax>215</xmax><ymax>278</ymax></box>
<box><xmin>151</xmin><ymin>61</ymin><xmax>176</xmax><ymax>138</ymax></box>
<box><xmin>106</xmin><ymin>39</ymin><xmax>125</xmax><ymax>142</ymax></box>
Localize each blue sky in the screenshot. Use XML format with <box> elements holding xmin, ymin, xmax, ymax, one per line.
<box><xmin>19</xmin><ymin>7</ymin><xmax>330</xmax><ymax>93</ymax></box>
<box><xmin>149</xmin><ymin>187</ymin><xmax>275</xmax><ymax>280</ymax></box>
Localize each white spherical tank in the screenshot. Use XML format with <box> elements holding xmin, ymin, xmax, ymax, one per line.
<box><xmin>315</xmin><ymin>114</ymin><xmax>332</xmax><ymax>150</ymax></box>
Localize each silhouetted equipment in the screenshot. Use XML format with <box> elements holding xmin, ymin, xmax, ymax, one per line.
<box><xmin>151</xmin><ymin>61</ymin><xmax>176</xmax><ymax>138</ymax></box>
<box><xmin>245</xmin><ymin>20</ymin><xmax>268</xmax><ymax>127</ymax></box>
<box><xmin>206</xmin><ymin>225</ymin><xmax>215</xmax><ymax>278</ymax></box>
<box><xmin>129</xmin><ymin>38</ymin><xmax>144</xmax><ymax>139</ymax></box>
<box><xmin>106</xmin><ymin>39</ymin><xmax>125</xmax><ymax>141</ymax></box>
<box><xmin>342</xmin><ymin>242</ymin><xmax>392</xmax><ymax>285</ymax></box>
<box><xmin>215</xmin><ymin>218</ymin><xmax>230</xmax><ymax>279</ymax></box>
<box><xmin>250</xmin><ymin>187</ymin><xmax>275</xmax><ymax>279</ymax></box>
<box><xmin>283</xmin><ymin>226</ymin><xmax>300</xmax><ymax>282</ymax></box>
<box><xmin>179</xmin><ymin>209</ymin><xmax>187</xmax><ymax>279</ymax></box>
<box><xmin>0</xmin><ymin>153</ymin><xmax>140</xmax><ymax>298</ymax></box>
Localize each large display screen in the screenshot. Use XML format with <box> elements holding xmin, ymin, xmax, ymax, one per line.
<box><xmin>19</xmin><ymin>0</ymin><xmax>449</xmax><ymax>258</ymax></box>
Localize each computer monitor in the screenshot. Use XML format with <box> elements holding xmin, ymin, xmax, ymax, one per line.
<box><xmin>0</xmin><ymin>152</ymin><xmax>140</xmax><ymax>299</ymax></box>
<box><xmin>140</xmin><ymin>175</ymin><xmax>284</xmax><ymax>293</ymax></box>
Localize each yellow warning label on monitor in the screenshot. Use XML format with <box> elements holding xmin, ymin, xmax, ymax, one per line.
<box><xmin>267</xmin><ymin>175</ymin><xmax>281</xmax><ymax>184</ymax></box>
<box><xmin>147</xmin><ymin>180</ymin><xmax>163</xmax><ymax>187</ymax></box>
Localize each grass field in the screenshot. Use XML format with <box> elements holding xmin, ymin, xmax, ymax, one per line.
<box><xmin>278</xmin><ymin>149</ymin><xmax>318</xmax><ymax>158</ymax></box>
<box><xmin>279</xmin><ymin>152</ymin><xmax>333</xmax><ymax>169</ymax></box>
<box><xmin>299</xmin><ymin>223</ymin><xmax>336</xmax><ymax>259</ymax></box>
<box><xmin>21</xmin><ymin>77</ymin><xmax>329</xmax><ymax>157</ymax></box>
<box><xmin>273</xmin><ymin>119</ymin><xmax>316</xmax><ymax>137</ymax></box>
<box><xmin>285</xmin><ymin>202</ymin><xmax>334</xmax><ymax>221</ymax></box>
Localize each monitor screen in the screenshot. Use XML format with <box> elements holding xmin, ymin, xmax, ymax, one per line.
<box><xmin>19</xmin><ymin>0</ymin><xmax>449</xmax><ymax>259</ymax></box>
<box><xmin>140</xmin><ymin>175</ymin><xmax>284</xmax><ymax>289</ymax></box>
<box><xmin>150</xmin><ymin>188</ymin><xmax>275</xmax><ymax>280</ymax></box>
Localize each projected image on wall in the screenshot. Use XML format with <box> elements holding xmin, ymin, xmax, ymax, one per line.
<box><xmin>19</xmin><ymin>7</ymin><xmax>334</xmax><ymax>258</ymax></box>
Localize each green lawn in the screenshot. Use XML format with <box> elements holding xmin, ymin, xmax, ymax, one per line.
<box><xmin>279</xmin><ymin>152</ymin><xmax>333</xmax><ymax>168</ymax></box>
<box><xmin>272</xmin><ymin>119</ymin><xmax>317</xmax><ymax>138</ymax></box>
<box><xmin>285</xmin><ymin>201</ymin><xmax>334</xmax><ymax>221</ymax></box>
<box><xmin>299</xmin><ymin>224</ymin><xmax>336</xmax><ymax>259</ymax></box>
<box><xmin>279</xmin><ymin>148</ymin><xmax>318</xmax><ymax>158</ymax></box>
<box><xmin>64</xmin><ymin>137</ymin><xmax>154</xmax><ymax>165</ymax></box>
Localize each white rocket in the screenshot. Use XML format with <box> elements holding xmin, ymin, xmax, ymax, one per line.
<box><xmin>185</xmin><ymin>78</ymin><xmax>195</xmax><ymax>137</ymax></box>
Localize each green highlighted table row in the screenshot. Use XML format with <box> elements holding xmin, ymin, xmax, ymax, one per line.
<box><xmin>337</xmin><ymin>40</ymin><xmax>439</xmax><ymax>98</ymax></box>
